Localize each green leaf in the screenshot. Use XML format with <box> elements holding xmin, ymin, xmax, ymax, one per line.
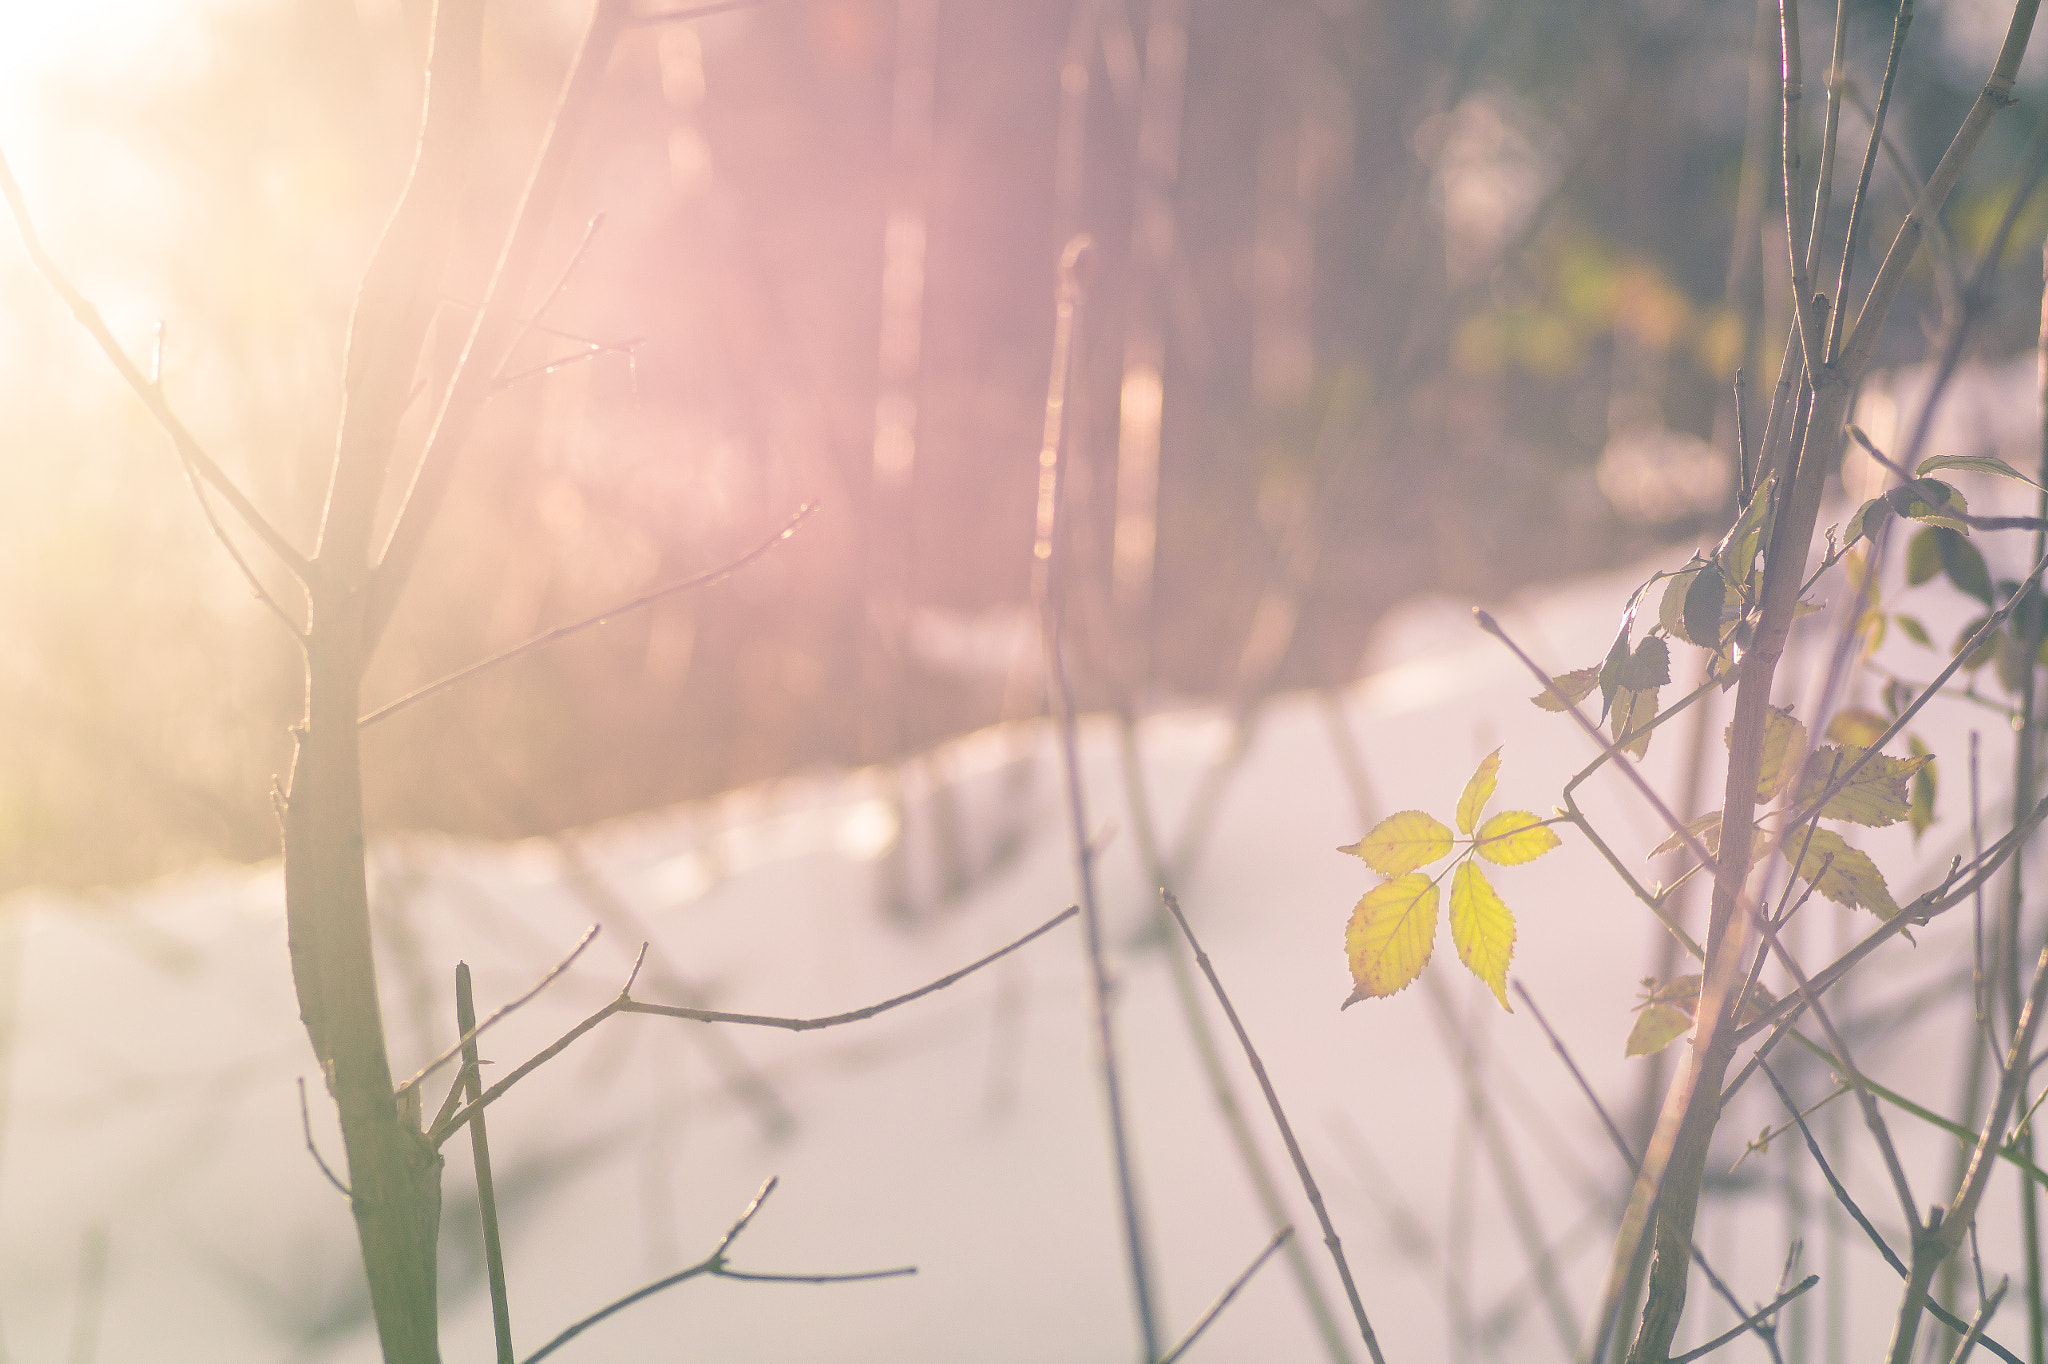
<box><xmin>1475</xmin><ymin>811</ymin><xmax>1561</xmax><ymax>865</ymax></box>
<box><xmin>1659</xmin><ymin>562</ymin><xmax>1734</xmax><ymax>649</ymax></box>
<box><xmin>1825</xmin><ymin>708</ymin><xmax>1889</xmax><ymax>747</ymax></box>
<box><xmin>1340</xmin><ymin>810</ymin><xmax>1454</xmax><ymax>876</ymax></box>
<box><xmin>1627</xmin><ymin>1004</ymin><xmax>1695</xmax><ymax>1058</ymax></box>
<box><xmin>1685</xmin><ymin>563</ymin><xmax>1731</xmax><ymax>648</ymax></box>
<box><xmin>1917</xmin><ymin>453</ymin><xmax>2048</xmax><ymax>490</ymax></box>
<box><xmin>1844</xmin><ymin>495</ymin><xmax>1891</xmax><ymax>548</ymax></box>
<box><xmin>1659</xmin><ymin>562</ymin><xmax>1706</xmax><ymax>642</ymax></box>
<box><xmin>1612</xmin><ymin>682</ymin><xmax>1661</xmax><ymax>759</ymax></box>
<box><xmin>1343</xmin><ymin>874</ymin><xmax>1440</xmax><ymax>1005</ymax></box>
<box><xmin>1718</xmin><ymin>474</ymin><xmax>1776</xmax><ymax>588</ymax></box>
<box><xmin>1457</xmin><ymin>748</ymin><xmax>1501</xmax><ymax>836</ymax></box>
<box><xmin>1936</xmin><ymin>528</ymin><xmax>1994</xmax><ymax>607</ymax></box>
<box><xmin>1904</xmin><ymin>527</ymin><xmax>1942</xmax><ymax>587</ymax></box>
<box><xmin>1887</xmin><ymin>479</ymin><xmax>1969</xmax><ymax>533</ymax></box>
<box><xmin>1531</xmin><ymin>665</ymin><xmax>1601</xmax><ymax>712</ymax></box>
<box><xmin>1793</xmin><ymin>745</ymin><xmax>1929</xmax><ymax>827</ymax></box>
<box><xmin>1909</xmin><ymin>735</ymin><xmax>1936</xmax><ymax>843</ymax></box>
<box><xmin>1781</xmin><ymin>827</ymin><xmax>1900</xmax><ymax>917</ymax></box>
<box><xmin>1895</xmin><ymin>615</ymin><xmax>1932</xmax><ymax>648</ymax></box>
<box><xmin>1727</xmin><ymin>705</ymin><xmax>1805</xmax><ymax>801</ymax></box>
<box><xmin>1450</xmin><ymin>861</ymin><xmax>1515</xmax><ymax>1011</ymax></box>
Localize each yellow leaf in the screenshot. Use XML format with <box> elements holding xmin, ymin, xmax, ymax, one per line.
<box><xmin>1339</xmin><ymin>810</ymin><xmax>1454</xmax><ymax>876</ymax></box>
<box><xmin>1475</xmin><ymin>811</ymin><xmax>1561</xmax><ymax>865</ymax></box>
<box><xmin>1626</xmin><ymin>1004</ymin><xmax>1694</xmax><ymax>1057</ymax></box>
<box><xmin>1781</xmin><ymin>827</ymin><xmax>1899</xmax><ymax>917</ymax></box>
<box><xmin>1457</xmin><ymin>748</ymin><xmax>1502</xmax><ymax>835</ymax></box>
<box><xmin>1825</xmin><ymin>708</ymin><xmax>1888</xmax><ymax>747</ymax></box>
<box><xmin>1343</xmin><ymin>874</ymin><xmax>1440</xmax><ymax>1005</ymax></box>
<box><xmin>1727</xmin><ymin>705</ymin><xmax>1805</xmax><ymax>801</ymax></box>
<box><xmin>1531</xmin><ymin>665</ymin><xmax>1601</xmax><ymax>712</ymax></box>
<box><xmin>1792</xmin><ymin>745</ymin><xmax>1930</xmax><ymax>828</ymax></box>
<box><xmin>1450</xmin><ymin>861</ymin><xmax>1514</xmax><ymax>1010</ymax></box>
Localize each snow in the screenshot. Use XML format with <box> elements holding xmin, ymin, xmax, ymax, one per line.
<box><xmin>8</xmin><ymin>355</ymin><xmax>2048</xmax><ymax>1362</ymax></box>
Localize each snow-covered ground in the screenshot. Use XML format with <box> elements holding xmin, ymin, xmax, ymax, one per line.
<box><xmin>6</xmin><ymin>356</ymin><xmax>2047</xmax><ymax>1363</ymax></box>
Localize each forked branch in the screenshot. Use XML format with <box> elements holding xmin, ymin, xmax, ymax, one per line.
<box><xmin>429</xmin><ymin>905</ymin><xmax>1079</xmax><ymax>1146</ymax></box>
<box><xmin>518</xmin><ymin>1176</ymin><xmax>914</xmax><ymax>1364</ymax></box>
<box><xmin>0</xmin><ymin>150</ymin><xmax>312</xmax><ymax>583</ymax></box>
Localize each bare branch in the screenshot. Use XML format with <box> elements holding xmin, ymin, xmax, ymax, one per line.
<box><xmin>431</xmin><ymin>905</ymin><xmax>1079</xmax><ymax>1146</ymax></box>
<box><xmin>397</xmin><ymin>925</ymin><xmax>599</xmax><ymax>1100</ymax></box>
<box><xmin>1752</xmin><ymin>911</ymin><xmax>1920</xmax><ymax>1233</ymax></box>
<box><xmin>367</xmin><ymin>0</ymin><xmax>636</xmax><ymax>649</ymax></box>
<box><xmin>1670</xmin><ymin>1276</ymin><xmax>1819</xmax><ymax>1364</ymax></box>
<box><xmin>360</xmin><ymin>503</ymin><xmax>816</xmax><ymax>728</ymax></box>
<box><xmin>518</xmin><ymin>1175</ymin><xmax>914</xmax><ymax>1364</ymax></box>
<box><xmin>1759</xmin><ymin>1063</ymin><xmax>2025</xmax><ymax>1364</ymax></box>
<box><xmin>0</xmin><ymin>149</ymin><xmax>312</xmax><ymax>582</ymax></box>
<box><xmin>1162</xmin><ymin>892</ymin><xmax>1389</xmax><ymax>1364</ymax></box>
<box><xmin>296</xmin><ymin>1077</ymin><xmax>352</xmax><ymax>1199</ymax></box>
<box><xmin>1840</xmin><ymin>0</ymin><xmax>2041</xmax><ymax>375</ymax></box>
<box><xmin>618</xmin><ymin>904</ymin><xmax>1078</xmax><ymax>1031</ymax></box>
<box><xmin>1828</xmin><ymin>0</ymin><xmax>1913</xmax><ymax>359</ymax></box>
<box><xmin>1157</xmin><ymin>1228</ymin><xmax>1294</xmax><ymax>1364</ymax></box>
<box><xmin>1951</xmin><ymin>1280</ymin><xmax>2011</xmax><ymax>1364</ymax></box>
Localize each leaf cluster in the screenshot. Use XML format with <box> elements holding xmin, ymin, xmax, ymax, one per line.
<box><xmin>1339</xmin><ymin>748</ymin><xmax>1559</xmax><ymax>1011</ymax></box>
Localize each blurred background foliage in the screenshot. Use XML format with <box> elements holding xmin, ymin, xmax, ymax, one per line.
<box><xmin>4</xmin><ymin>0</ymin><xmax>2046</xmax><ymax>891</ymax></box>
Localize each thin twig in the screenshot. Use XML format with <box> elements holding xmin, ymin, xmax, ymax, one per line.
<box><xmin>1670</xmin><ymin>1276</ymin><xmax>1820</xmax><ymax>1364</ymax></box>
<box><xmin>1156</xmin><ymin>1228</ymin><xmax>1295</xmax><ymax>1364</ymax></box>
<box><xmin>517</xmin><ymin>1176</ymin><xmax>914</xmax><ymax>1364</ymax></box>
<box><xmin>1161</xmin><ymin>892</ymin><xmax>1388</xmax><ymax>1364</ymax></box>
<box><xmin>360</xmin><ymin>502</ymin><xmax>816</xmax><ymax>727</ymax></box>
<box><xmin>296</xmin><ymin>1077</ymin><xmax>352</xmax><ymax>1198</ymax></box>
<box><xmin>432</xmin><ymin>906</ymin><xmax>1078</xmax><ymax>1146</ymax></box>
<box><xmin>1759</xmin><ymin>1063</ymin><xmax>2025</xmax><ymax>1364</ymax></box>
<box><xmin>1111</xmin><ymin>714</ymin><xmax>1355</xmax><ymax>1363</ymax></box>
<box><xmin>396</xmin><ymin>925</ymin><xmax>600</xmax><ymax>1098</ymax></box>
<box><xmin>1473</xmin><ymin>610</ymin><xmax>1718</xmax><ymax>874</ymax></box>
<box><xmin>0</xmin><ymin>150</ymin><xmax>314</xmax><ymax>583</ymax></box>
<box><xmin>1949</xmin><ymin>1279</ymin><xmax>2009</xmax><ymax>1364</ymax></box>
<box><xmin>172</xmin><ymin>454</ymin><xmax>308</xmax><ymax>641</ymax></box>
<box><xmin>458</xmin><ymin>964</ymin><xmax>516</xmax><ymax>1364</ymax></box>
<box><xmin>1828</xmin><ymin>0</ymin><xmax>1913</xmax><ymax>360</ymax></box>
<box><xmin>1031</xmin><ymin>232</ymin><xmax>1162</xmax><ymax>1360</ymax></box>
<box><xmin>617</xmin><ymin>906</ymin><xmax>1079</xmax><ymax>1030</ymax></box>
<box><xmin>490</xmin><ymin>213</ymin><xmax>609</xmax><ymax>387</ymax></box>
<box><xmin>1751</xmin><ymin>910</ymin><xmax>1920</xmax><ymax>1233</ymax></box>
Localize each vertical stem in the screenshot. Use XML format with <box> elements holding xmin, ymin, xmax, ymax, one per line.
<box><xmin>1037</xmin><ymin>236</ymin><xmax>1161</xmax><ymax>1362</ymax></box>
<box><xmin>457</xmin><ymin>964</ymin><xmax>514</xmax><ymax>1364</ymax></box>
<box><xmin>2009</xmin><ymin>240</ymin><xmax>2048</xmax><ymax>1364</ymax></box>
